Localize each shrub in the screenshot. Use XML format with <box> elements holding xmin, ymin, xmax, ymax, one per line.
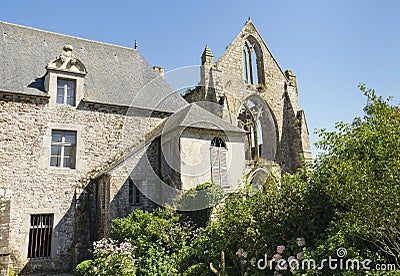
<box><xmin>74</xmin><ymin>260</ymin><xmax>93</xmax><ymax>276</ymax></box>
<box><xmin>111</xmin><ymin>207</ymin><xmax>198</xmax><ymax>274</ymax></box>
<box><xmin>180</xmin><ymin>182</ymin><xmax>225</xmax><ymax>227</ymax></box>
<box><xmin>74</xmin><ymin>238</ymin><xmax>136</xmax><ymax>275</ymax></box>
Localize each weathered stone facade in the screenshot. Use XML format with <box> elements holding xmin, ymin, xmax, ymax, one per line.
<box><xmin>0</xmin><ymin>19</ymin><xmax>311</xmax><ymax>275</ymax></box>
<box><xmin>0</xmin><ymin>94</ymin><xmax>165</xmax><ymax>274</ymax></box>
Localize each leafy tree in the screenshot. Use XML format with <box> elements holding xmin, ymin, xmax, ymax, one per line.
<box><xmin>309</xmin><ymin>85</ymin><xmax>400</xmax><ymax>273</ymax></box>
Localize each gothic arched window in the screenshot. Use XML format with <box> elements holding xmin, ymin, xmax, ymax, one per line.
<box><xmin>243</xmin><ymin>40</ymin><xmax>258</xmax><ymax>84</ymax></box>
<box><xmin>237</xmin><ymin>96</ymin><xmax>278</xmax><ymax>161</ymax></box>
<box><xmin>238</xmin><ymin>100</ymin><xmax>262</xmax><ymax>159</ymax></box>
<box><xmin>210</xmin><ymin>137</ymin><xmax>228</xmax><ymax>188</ymax></box>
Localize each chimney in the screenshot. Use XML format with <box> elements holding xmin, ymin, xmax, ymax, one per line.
<box><xmin>153</xmin><ymin>66</ymin><xmax>164</xmax><ymax>78</ymax></box>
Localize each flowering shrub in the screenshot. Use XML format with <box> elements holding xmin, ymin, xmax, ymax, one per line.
<box><xmin>231</xmin><ymin>238</ymin><xmax>305</xmax><ymax>275</ymax></box>
<box><xmin>184</xmin><ymin>165</ymin><xmax>332</xmax><ymax>275</ymax></box>
<box><xmin>74</xmin><ymin>238</ymin><xmax>136</xmax><ymax>276</ymax></box>
<box><xmin>111</xmin><ymin>208</ymin><xmax>198</xmax><ymax>274</ymax></box>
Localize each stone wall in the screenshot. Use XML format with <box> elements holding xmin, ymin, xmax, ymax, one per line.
<box><xmin>0</xmin><ymin>189</ymin><xmax>11</xmax><ymax>276</ymax></box>
<box><xmin>0</xmin><ymin>93</ymin><xmax>163</xmax><ymax>274</ymax></box>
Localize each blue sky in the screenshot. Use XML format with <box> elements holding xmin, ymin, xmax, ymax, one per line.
<box><xmin>1</xmin><ymin>0</ymin><xmax>399</xmax><ymax>157</ymax></box>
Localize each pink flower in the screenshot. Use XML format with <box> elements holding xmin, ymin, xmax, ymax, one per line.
<box><xmin>236</xmin><ymin>248</ymin><xmax>243</xmax><ymax>257</ymax></box>
<box><xmin>277</xmin><ymin>245</ymin><xmax>285</xmax><ymax>254</ymax></box>
<box><xmin>288</xmin><ymin>256</ymin><xmax>299</xmax><ymax>268</ymax></box>
<box><xmin>273</xmin><ymin>253</ymin><xmax>282</xmax><ymax>261</ymax></box>
<box><xmin>296</xmin><ymin>237</ymin><xmax>305</xmax><ymax>247</ymax></box>
<box><xmin>296</xmin><ymin>252</ymin><xmax>304</xmax><ymax>260</ymax></box>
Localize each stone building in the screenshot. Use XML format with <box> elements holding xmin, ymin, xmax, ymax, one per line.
<box><xmin>0</xmin><ymin>19</ymin><xmax>311</xmax><ymax>275</ymax></box>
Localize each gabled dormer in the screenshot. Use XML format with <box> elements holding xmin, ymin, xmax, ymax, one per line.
<box><xmin>45</xmin><ymin>45</ymin><xmax>87</xmax><ymax>107</ymax></box>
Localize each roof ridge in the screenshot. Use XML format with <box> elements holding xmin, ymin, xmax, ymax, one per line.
<box><xmin>0</xmin><ymin>21</ymin><xmax>136</xmax><ymax>52</ymax></box>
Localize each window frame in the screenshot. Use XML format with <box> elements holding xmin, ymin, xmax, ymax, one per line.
<box><xmin>128</xmin><ymin>179</ymin><xmax>142</xmax><ymax>206</ymax></box>
<box><xmin>56</xmin><ymin>78</ymin><xmax>76</xmax><ymax>106</ymax></box>
<box><xmin>50</xmin><ymin>130</ymin><xmax>77</xmax><ymax>169</ymax></box>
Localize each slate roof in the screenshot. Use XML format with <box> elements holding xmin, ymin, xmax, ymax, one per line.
<box><xmin>164</xmin><ymin>103</ymin><xmax>246</xmax><ymax>134</ymax></box>
<box><xmin>0</xmin><ymin>21</ymin><xmax>187</xmax><ymax>113</ymax></box>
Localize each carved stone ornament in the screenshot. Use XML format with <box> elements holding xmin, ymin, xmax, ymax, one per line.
<box><xmin>46</xmin><ymin>45</ymin><xmax>87</xmax><ymax>75</ymax></box>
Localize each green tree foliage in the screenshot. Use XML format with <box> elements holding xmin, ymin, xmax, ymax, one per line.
<box><xmin>308</xmin><ymin>85</ymin><xmax>400</xmax><ymax>274</ymax></box>
<box><xmin>180</xmin><ymin>182</ymin><xmax>225</xmax><ymax>227</ymax></box>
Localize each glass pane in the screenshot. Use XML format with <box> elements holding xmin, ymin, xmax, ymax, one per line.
<box><xmin>51</xmin><ymin>145</ymin><xmax>61</xmax><ymax>156</ymax></box>
<box><xmin>57</xmin><ymin>80</ymin><xmax>66</xmax><ymax>104</ymax></box>
<box><xmin>52</xmin><ymin>131</ymin><xmax>63</xmax><ymax>143</ymax></box>
<box><xmin>66</xmin><ymin>95</ymin><xmax>75</xmax><ymax>106</ymax></box>
<box><xmin>57</xmin><ymin>79</ymin><xmax>66</xmax><ymax>87</ymax></box>
<box><xmin>63</xmin><ymin>157</ymin><xmax>71</xmax><ymax>168</ymax></box>
<box><xmin>50</xmin><ymin>156</ymin><xmax>61</xmax><ymax>167</ymax></box>
<box><xmin>63</xmin><ymin>146</ymin><xmax>71</xmax><ymax>157</ymax></box>
<box><xmin>67</xmin><ymin>80</ymin><xmax>76</xmax><ymax>89</ymax></box>
<box><xmin>64</xmin><ymin>133</ymin><xmax>76</xmax><ymax>144</ymax></box>
<box><xmin>67</xmin><ymin>85</ymin><xmax>75</xmax><ymax>106</ymax></box>
<box><xmin>135</xmin><ymin>187</ymin><xmax>141</xmax><ymax>205</ymax></box>
<box><xmin>56</xmin><ymin>93</ymin><xmax>64</xmax><ymax>104</ymax></box>
<box><xmin>66</xmin><ymin>80</ymin><xmax>76</xmax><ymax>106</ymax></box>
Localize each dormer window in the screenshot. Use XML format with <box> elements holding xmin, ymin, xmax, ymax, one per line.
<box><xmin>45</xmin><ymin>45</ymin><xmax>86</xmax><ymax>107</ymax></box>
<box><xmin>57</xmin><ymin>78</ymin><xmax>76</xmax><ymax>106</ymax></box>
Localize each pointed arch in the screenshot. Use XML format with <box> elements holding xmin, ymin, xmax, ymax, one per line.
<box><xmin>242</xmin><ymin>36</ymin><xmax>264</xmax><ymax>85</ymax></box>
<box><xmin>237</xmin><ymin>94</ymin><xmax>278</xmax><ymax>161</ymax></box>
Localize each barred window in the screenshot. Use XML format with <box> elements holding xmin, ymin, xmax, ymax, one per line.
<box><xmin>128</xmin><ymin>179</ymin><xmax>142</xmax><ymax>206</ymax></box>
<box><xmin>57</xmin><ymin>78</ymin><xmax>76</xmax><ymax>106</ymax></box>
<box><xmin>50</xmin><ymin>130</ymin><xmax>76</xmax><ymax>168</ymax></box>
<box><xmin>28</xmin><ymin>214</ymin><xmax>54</xmax><ymax>259</ymax></box>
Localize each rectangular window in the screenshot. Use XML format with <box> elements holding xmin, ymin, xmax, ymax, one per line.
<box><xmin>50</xmin><ymin>130</ymin><xmax>76</xmax><ymax>168</ymax></box>
<box><xmin>28</xmin><ymin>214</ymin><xmax>54</xmax><ymax>259</ymax></box>
<box><xmin>57</xmin><ymin>78</ymin><xmax>76</xmax><ymax>106</ymax></box>
<box><xmin>128</xmin><ymin>179</ymin><xmax>142</xmax><ymax>206</ymax></box>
